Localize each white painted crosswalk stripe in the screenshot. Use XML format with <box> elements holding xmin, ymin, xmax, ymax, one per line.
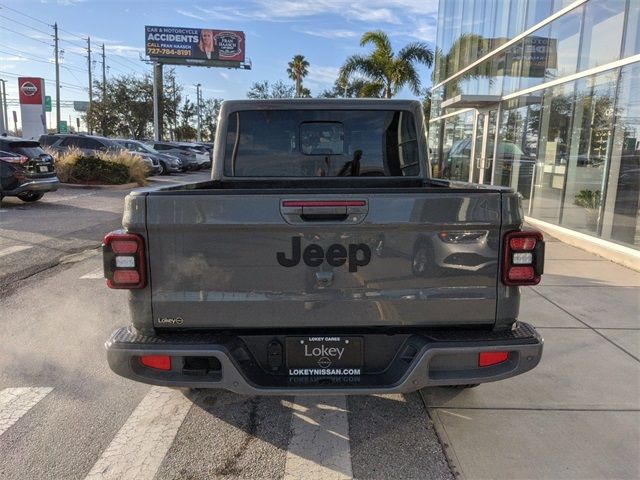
<box><xmin>85</xmin><ymin>386</ymin><xmax>192</xmax><ymax>480</ymax></box>
<box><xmin>80</xmin><ymin>268</ymin><xmax>104</xmax><ymax>279</ymax></box>
<box><xmin>0</xmin><ymin>245</ymin><xmax>32</xmax><ymax>258</ymax></box>
<box><xmin>284</xmin><ymin>395</ymin><xmax>352</xmax><ymax>480</ymax></box>
<box><xmin>0</xmin><ymin>387</ymin><xmax>53</xmax><ymax>436</ymax></box>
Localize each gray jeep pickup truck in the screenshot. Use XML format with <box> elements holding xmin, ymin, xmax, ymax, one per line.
<box><xmin>103</xmin><ymin>99</ymin><xmax>544</xmax><ymax>394</ymax></box>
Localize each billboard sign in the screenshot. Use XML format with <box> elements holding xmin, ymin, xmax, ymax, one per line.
<box><xmin>18</xmin><ymin>77</ymin><xmax>46</xmax><ymax>140</ymax></box>
<box><xmin>145</xmin><ymin>26</ymin><xmax>245</xmax><ymax>67</ymax></box>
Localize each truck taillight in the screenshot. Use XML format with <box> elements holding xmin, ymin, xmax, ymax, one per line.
<box><xmin>502</xmin><ymin>230</ymin><xmax>545</xmax><ymax>286</ymax></box>
<box><xmin>103</xmin><ymin>231</ymin><xmax>146</xmax><ymax>289</ymax></box>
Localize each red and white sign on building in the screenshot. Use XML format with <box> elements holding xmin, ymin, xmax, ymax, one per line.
<box><xmin>18</xmin><ymin>77</ymin><xmax>46</xmax><ymax>140</ymax></box>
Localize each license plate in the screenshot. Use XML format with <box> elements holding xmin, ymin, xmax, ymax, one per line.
<box><xmin>39</xmin><ymin>166</ymin><xmax>49</xmax><ymax>172</ymax></box>
<box><xmin>286</xmin><ymin>336</ymin><xmax>363</xmax><ymax>376</ymax></box>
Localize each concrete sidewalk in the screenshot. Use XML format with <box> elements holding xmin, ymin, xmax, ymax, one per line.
<box><xmin>421</xmin><ymin>233</ymin><xmax>640</xmax><ymax>480</ymax></box>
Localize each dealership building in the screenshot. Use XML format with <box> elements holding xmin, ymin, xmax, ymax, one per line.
<box><xmin>429</xmin><ymin>0</ymin><xmax>640</xmax><ymax>256</ymax></box>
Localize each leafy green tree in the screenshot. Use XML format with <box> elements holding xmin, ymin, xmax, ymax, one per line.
<box><xmin>339</xmin><ymin>31</ymin><xmax>433</xmax><ymax>98</ymax></box>
<box><xmin>319</xmin><ymin>76</ymin><xmax>382</xmax><ymax>98</ymax></box>
<box><xmin>247</xmin><ymin>80</ymin><xmax>295</xmax><ymax>99</ymax></box>
<box><xmin>163</xmin><ymin>68</ymin><xmax>183</xmax><ymax>141</ymax></box>
<box><xmin>287</xmin><ymin>54</ymin><xmax>310</xmax><ymax>98</ymax></box>
<box><xmin>174</xmin><ymin>97</ymin><xmax>197</xmax><ymax>141</ymax></box>
<box><xmin>201</xmin><ymin>97</ymin><xmax>223</xmax><ymax>141</ymax></box>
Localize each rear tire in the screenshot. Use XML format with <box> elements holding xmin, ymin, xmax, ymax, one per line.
<box><xmin>17</xmin><ymin>191</ymin><xmax>44</xmax><ymax>202</ymax></box>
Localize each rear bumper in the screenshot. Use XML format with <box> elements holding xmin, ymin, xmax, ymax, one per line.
<box><xmin>4</xmin><ymin>177</ymin><xmax>60</xmax><ymax>195</ymax></box>
<box><xmin>106</xmin><ymin>322</ymin><xmax>543</xmax><ymax>395</ymax></box>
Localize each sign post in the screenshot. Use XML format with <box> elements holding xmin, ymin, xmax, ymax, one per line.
<box><xmin>18</xmin><ymin>77</ymin><xmax>46</xmax><ymax>140</ymax></box>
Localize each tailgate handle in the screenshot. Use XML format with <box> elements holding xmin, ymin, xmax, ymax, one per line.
<box><xmin>281</xmin><ymin>200</ymin><xmax>368</xmax><ymax>224</ymax></box>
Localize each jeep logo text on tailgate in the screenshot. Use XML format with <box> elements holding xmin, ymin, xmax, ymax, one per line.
<box><xmin>277</xmin><ymin>236</ymin><xmax>371</xmax><ymax>272</ymax></box>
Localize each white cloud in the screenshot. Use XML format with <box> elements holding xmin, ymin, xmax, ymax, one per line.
<box><xmin>176</xmin><ymin>0</ymin><xmax>437</xmax><ymax>25</ymax></box>
<box><xmin>0</xmin><ymin>56</ymin><xmax>28</xmax><ymax>62</ymax></box>
<box><xmin>305</xmin><ymin>65</ymin><xmax>340</xmax><ymax>88</ymax></box>
<box><xmin>295</xmin><ymin>28</ymin><xmax>359</xmax><ymax>39</ymax></box>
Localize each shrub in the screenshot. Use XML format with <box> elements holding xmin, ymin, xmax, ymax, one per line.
<box><xmin>48</xmin><ymin>147</ymin><xmax>148</xmax><ymax>186</ymax></box>
<box><xmin>71</xmin><ymin>156</ymin><xmax>130</xmax><ymax>184</ymax></box>
<box><xmin>574</xmin><ymin>189</ymin><xmax>601</xmax><ymax>209</ymax></box>
<box><xmin>98</xmin><ymin>150</ymin><xmax>148</xmax><ymax>186</ymax></box>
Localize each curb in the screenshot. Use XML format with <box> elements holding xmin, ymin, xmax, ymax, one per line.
<box><xmin>60</xmin><ymin>182</ymin><xmax>142</xmax><ymax>190</ymax></box>
<box><xmin>525</xmin><ymin>216</ymin><xmax>640</xmax><ymax>272</ymax></box>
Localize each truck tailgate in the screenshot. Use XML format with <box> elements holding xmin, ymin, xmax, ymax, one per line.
<box><xmin>144</xmin><ymin>191</ymin><xmax>503</xmax><ymax>329</ymax></box>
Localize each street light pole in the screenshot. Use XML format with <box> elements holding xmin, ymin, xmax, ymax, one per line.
<box><xmin>87</xmin><ymin>37</ymin><xmax>92</xmax><ymax>133</ymax></box>
<box><xmin>195</xmin><ymin>83</ymin><xmax>201</xmax><ymax>142</ymax></box>
<box><xmin>54</xmin><ymin>22</ymin><xmax>61</xmax><ymax>133</ymax></box>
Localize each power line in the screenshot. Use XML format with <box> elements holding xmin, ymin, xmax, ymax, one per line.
<box><xmin>0</xmin><ymin>45</ymin><xmax>52</xmax><ymax>62</ymax></box>
<box><xmin>0</xmin><ymin>71</ymin><xmax>86</xmax><ymax>91</ymax></box>
<box><xmin>1</xmin><ymin>25</ymin><xmax>52</xmax><ymax>45</ymax></box>
<box><xmin>0</xmin><ymin>2</ymin><xmax>50</xmax><ymax>27</ymax></box>
<box><xmin>107</xmin><ymin>55</ymin><xmax>146</xmax><ymax>74</ymax></box>
<box><xmin>59</xmin><ymin>37</ymin><xmax>88</xmax><ymax>51</ymax></box>
<box><xmin>0</xmin><ymin>14</ymin><xmax>51</xmax><ymax>36</ymax></box>
<box><xmin>0</xmin><ymin>48</ymin><xmax>53</xmax><ymax>65</ymax></box>
<box><xmin>61</xmin><ymin>65</ymin><xmax>87</xmax><ymax>90</ymax></box>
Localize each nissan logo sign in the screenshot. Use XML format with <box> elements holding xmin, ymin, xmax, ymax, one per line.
<box><xmin>21</xmin><ymin>82</ymin><xmax>38</xmax><ymax>96</ymax></box>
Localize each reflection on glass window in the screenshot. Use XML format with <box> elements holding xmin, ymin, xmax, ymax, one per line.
<box><xmin>495</xmin><ymin>97</ymin><xmax>542</xmax><ymax>208</ymax></box>
<box><xmin>224</xmin><ymin>110</ymin><xmax>421</xmax><ymax>177</ymax></box>
<box><xmin>607</xmin><ymin>64</ymin><xmax>640</xmax><ymax>248</ymax></box>
<box><xmin>545</xmin><ymin>5</ymin><xmax>583</xmax><ymax>80</ymax></box>
<box><xmin>560</xmin><ymin>71</ymin><xmax>617</xmax><ymax>234</ymax></box>
<box><xmin>529</xmin><ymin>82</ymin><xmax>575</xmax><ymax>224</ymax></box>
<box><xmin>525</xmin><ymin>0</ymin><xmax>553</xmax><ymax>30</ymax></box>
<box><xmin>578</xmin><ymin>0</ymin><xmax>626</xmax><ymax>71</ymax></box>
<box><xmin>623</xmin><ymin>0</ymin><xmax>640</xmax><ymax>56</ymax></box>
<box><xmin>441</xmin><ymin>111</ymin><xmax>475</xmax><ymax>181</ymax></box>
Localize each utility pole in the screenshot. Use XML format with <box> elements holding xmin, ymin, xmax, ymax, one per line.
<box><xmin>1</xmin><ymin>80</ymin><xmax>7</xmax><ymax>132</ymax></box>
<box><xmin>0</xmin><ymin>79</ymin><xmax>6</xmax><ymax>134</ymax></box>
<box><xmin>195</xmin><ymin>83</ymin><xmax>201</xmax><ymax>142</ymax></box>
<box><xmin>172</xmin><ymin>76</ymin><xmax>176</xmax><ymax>141</ymax></box>
<box><xmin>54</xmin><ymin>23</ymin><xmax>61</xmax><ymax>133</ymax></box>
<box><xmin>87</xmin><ymin>37</ymin><xmax>92</xmax><ymax>134</ymax></box>
<box><xmin>101</xmin><ymin>44</ymin><xmax>106</xmax><ymax>100</ymax></box>
<box><xmin>101</xmin><ymin>44</ymin><xmax>106</xmax><ymax>135</ymax></box>
<box><xmin>152</xmin><ymin>62</ymin><xmax>163</xmax><ymax>141</ymax></box>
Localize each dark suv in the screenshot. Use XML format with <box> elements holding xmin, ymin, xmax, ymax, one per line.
<box><xmin>0</xmin><ymin>135</ymin><xmax>59</xmax><ymax>202</ymax></box>
<box><xmin>42</xmin><ymin>134</ymin><xmax>121</xmax><ymax>155</ymax></box>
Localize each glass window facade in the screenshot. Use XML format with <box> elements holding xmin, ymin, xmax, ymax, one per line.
<box><xmin>431</xmin><ymin>0</ymin><xmax>640</xmax><ymax>250</ymax></box>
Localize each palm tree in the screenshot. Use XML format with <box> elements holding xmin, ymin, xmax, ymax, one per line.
<box><xmin>339</xmin><ymin>31</ymin><xmax>433</xmax><ymax>99</ymax></box>
<box><xmin>287</xmin><ymin>54</ymin><xmax>310</xmax><ymax>98</ymax></box>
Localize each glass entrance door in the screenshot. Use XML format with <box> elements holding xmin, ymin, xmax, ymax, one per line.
<box><xmin>471</xmin><ymin>108</ymin><xmax>498</xmax><ymax>185</ymax></box>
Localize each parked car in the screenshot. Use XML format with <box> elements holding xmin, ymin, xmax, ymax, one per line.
<box><xmin>179</xmin><ymin>142</ymin><xmax>212</xmax><ymax>168</ymax></box>
<box><xmin>147</xmin><ymin>141</ymin><xmax>200</xmax><ymax>171</ymax></box>
<box><xmin>0</xmin><ymin>135</ymin><xmax>59</xmax><ymax>202</ymax></box>
<box><xmin>41</xmin><ymin>134</ymin><xmax>161</xmax><ymax>176</ymax></box>
<box><xmin>114</xmin><ymin>139</ymin><xmax>182</xmax><ymax>175</ymax></box>
<box><xmin>194</xmin><ymin>142</ymin><xmax>214</xmax><ymax>161</ymax></box>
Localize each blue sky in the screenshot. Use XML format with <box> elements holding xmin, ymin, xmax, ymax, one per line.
<box><xmin>0</xmin><ymin>0</ymin><xmax>439</xmax><ymax>129</ymax></box>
